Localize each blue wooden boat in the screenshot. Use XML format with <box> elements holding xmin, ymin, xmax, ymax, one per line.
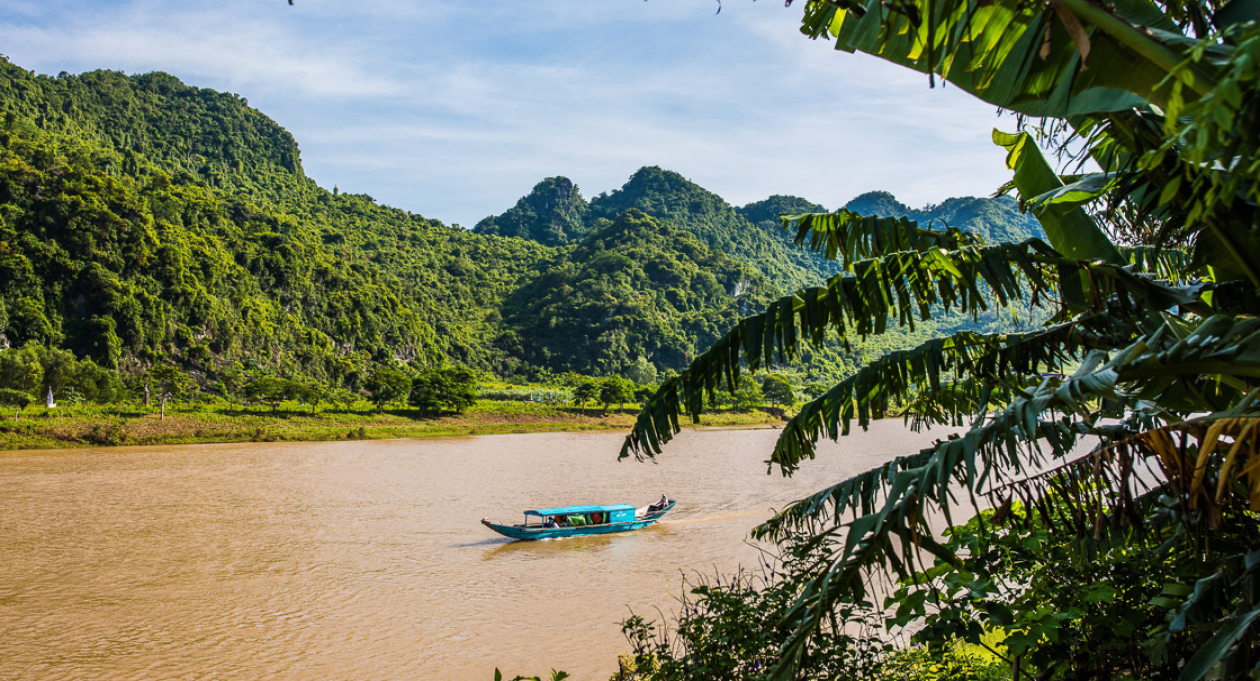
<box><xmin>481</xmin><ymin>496</ymin><xmax>676</xmax><ymax>540</ymax></box>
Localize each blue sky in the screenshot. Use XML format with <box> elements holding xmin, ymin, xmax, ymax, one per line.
<box><xmin>1</xmin><ymin>0</ymin><xmax>1015</xmax><ymax>228</ymax></box>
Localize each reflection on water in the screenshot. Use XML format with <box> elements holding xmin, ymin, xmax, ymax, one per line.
<box><xmin>0</xmin><ymin>423</ymin><xmax>958</xmax><ymax>679</ymax></box>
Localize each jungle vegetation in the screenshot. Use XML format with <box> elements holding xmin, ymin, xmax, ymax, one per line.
<box><xmin>621</xmin><ymin>0</ymin><xmax>1260</xmax><ymax>678</ymax></box>
<box><xmin>0</xmin><ymin>54</ymin><xmax>1042</xmax><ymax>413</ymax></box>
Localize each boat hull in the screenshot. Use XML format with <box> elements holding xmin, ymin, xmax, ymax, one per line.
<box><xmin>482</xmin><ymin>502</ymin><xmax>675</xmax><ymax>541</ymax></box>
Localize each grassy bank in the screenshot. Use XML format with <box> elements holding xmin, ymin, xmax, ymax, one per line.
<box><xmin>0</xmin><ymin>399</ymin><xmax>785</xmax><ymax>450</ymax></box>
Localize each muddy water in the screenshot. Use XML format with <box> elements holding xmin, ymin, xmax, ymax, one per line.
<box><xmin>0</xmin><ymin>422</ymin><xmax>958</xmax><ymax>680</ymax></box>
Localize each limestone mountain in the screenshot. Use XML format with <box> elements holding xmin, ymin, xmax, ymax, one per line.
<box><xmin>0</xmin><ymin>55</ymin><xmax>1048</xmax><ymax>387</ymax></box>
<box><xmin>497</xmin><ymin>209</ymin><xmax>769</xmax><ymax>375</ymax></box>
<box><xmin>844</xmin><ymin>190</ymin><xmax>1045</xmax><ymax>244</ymax></box>
<box><xmin>472</xmin><ymin>176</ymin><xmax>588</xmax><ymax>246</ymax></box>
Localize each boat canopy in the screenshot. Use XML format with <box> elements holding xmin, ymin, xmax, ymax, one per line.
<box><xmin>525</xmin><ymin>504</ymin><xmax>635</xmax><ymax>517</ymax></box>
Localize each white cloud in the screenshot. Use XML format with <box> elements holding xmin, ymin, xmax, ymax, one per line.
<box><xmin>0</xmin><ymin>1</ymin><xmax>398</xmax><ymax>98</ymax></box>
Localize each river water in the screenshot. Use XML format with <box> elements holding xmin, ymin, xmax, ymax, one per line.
<box><xmin>0</xmin><ymin>423</ymin><xmax>959</xmax><ymax>680</ymax></box>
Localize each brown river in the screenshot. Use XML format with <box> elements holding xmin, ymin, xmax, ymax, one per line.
<box><xmin>0</xmin><ymin>423</ymin><xmax>958</xmax><ymax>680</ymax></box>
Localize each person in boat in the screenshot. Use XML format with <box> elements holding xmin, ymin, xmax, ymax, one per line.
<box><xmin>648</xmin><ymin>495</ymin><xmax>669</xmax><ymax>513</ymax></box>
<box><xmin>544</xmin><ymin>516</ymin><xmax>558</xmax><ymax>529</ymax></box>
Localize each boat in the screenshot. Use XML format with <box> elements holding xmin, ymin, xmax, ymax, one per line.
<box><xmin>481</xmin><ymin>496</ymin><xmax>676</xmax><ymax>540</ymax></box>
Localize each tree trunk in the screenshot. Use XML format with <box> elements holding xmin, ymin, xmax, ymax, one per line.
<box><xmin>160</xmin><ymin>398</ymin><xmax>166</xmax><ymax>420</ymax></box>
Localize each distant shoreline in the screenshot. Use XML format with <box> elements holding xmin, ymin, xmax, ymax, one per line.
<box><xmin>0</xmin><ymin>401</ymin><xmax>785</xmax><ymax>451</ymax></box>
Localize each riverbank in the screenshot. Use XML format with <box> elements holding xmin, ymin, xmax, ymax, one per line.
<box><xmin>0</xmin><ymin>400</ymin><xmax>786</xmax><ymax>450</ymax></box>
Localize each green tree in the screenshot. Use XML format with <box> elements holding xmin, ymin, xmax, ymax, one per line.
<box><xmin>760</xmin><ymin>374</ymin><xmax>795</xmax><ymax>408</ymax></box>
<box><xmin>331</xmin><ymin>387</ymin><xmax>359</xmax><ymax>413</ymax></box>
<box><xmin>625</xmin><ymin>356</ymin><xmax>659</xmax><ymax>386</ymax></box>
<box><xmin>31</xmin><ymin>345</ymin><xmax>78</xmax><ymax>397</ymax></box>
<box><xmin>600</xmin><ymin>376</ymin><xmax>634</xmax><ymax>412</ymax></box>
<box><xmin>217</xmin><ymin>362</ymin><xmax>246</xmax><ymax>412</ymax></box>
<box><xmin>290</xmin><ymin>381</ymin><xmax>324</xmax><ymax>415</ymax></box>
<box><xmin>68</xmin><ymin>358</ymin><xmax>122</xmax><ymax>403</ymax></box>
<box><xmin>147</xmin><ymin>364</ymin><xmax>191</xmax><ymax>420</ymax></box>
<box><xmin>0</xmin><ymin>388</ymin><xmax>33</xmax><ymax>419</ymax></box>
<box><xmin>243</xmin><ymin>376</ymin><xmax>293</xmax><ymax>414</ymax></box>
<box><xmin>573</xmin><ymin>380</ymin><xmax>598</xmax><ymax>414</ymax></box>
<box><xmin>365</xmin><ymin>365</ymin><xmax>411</xmax><ymax>411</ymax></box>
<box><xmin>0</xmin><ymin>346</ymin><xmax>44</xmax><ymax>394</ymax></box>
<box><xmin>624</xmin><ymin>0</ymin><xmax>1260</xmax><ymax>678</ymax></box>
<box><xmin>718</xmin><ymin>376</ymin><xmax>763</xmax><ymax>412</ymax></box>
<box><xmin>409</xmin><ymin>365</ymin><xmax>478</xmax><ymax>414</ymax></box>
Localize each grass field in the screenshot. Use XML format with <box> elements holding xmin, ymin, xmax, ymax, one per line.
<box><xmin>0</xmin><ymin>398</ymin><xmax>785</xmax><ymax>450</ymax></box>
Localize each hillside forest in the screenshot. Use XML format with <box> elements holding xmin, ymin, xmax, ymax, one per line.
<box><xmin>0</xmin><ymin>56</ymin><xmax>1044</xmax><ymax>415</ymax></box>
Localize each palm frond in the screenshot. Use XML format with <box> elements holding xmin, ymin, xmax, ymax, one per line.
<box><xmin>758</xmin><ymin>314</ymin><xmax>1260</xmax><ymax>680</ymax></box>
<box><xmin>996</xmin><ymin>129</ymin><xmax>1127</xmax><ymax>265</ymax></box>
<box><xmin>622</xmin><ymin>240</ymin><xmax>1205</xmax><ymax>461</ymax></box>
<box><xmin>795</xmin><ymin>0</ymin><xmax>1210</xmax><ymax>115</ymax></box>
<box><xmin>1119</xmin><ymin>245</ymin><xmax>1199</xmax><ymax>282</ymax></box>
<box><xmin>758</xmin><ymin>314</ymin><xmax>1260</xmax><ymax>539</ymax></box>
<box><xmin>769</xmin><ymin>312</ymin><xmax>1134</xmax><ymax>473</ymax></box>
<box><xmin>780</xmin><ymin>209</ymin><xmax>983</xmax><ymax>266</ymax></box>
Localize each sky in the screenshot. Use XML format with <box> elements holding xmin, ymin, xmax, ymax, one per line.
<box><xmin>0</xmin><ymin>0</ymin><xmax>1017</xmax><ymax>229</ymax></box>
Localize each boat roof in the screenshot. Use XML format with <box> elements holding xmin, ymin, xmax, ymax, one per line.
<box><xmin>526</xmin><ymin>504</ymin><xmax>636</xmax><ymax>517</ymax></box>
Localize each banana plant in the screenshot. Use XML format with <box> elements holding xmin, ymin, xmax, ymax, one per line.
<box><xmin>624</xmin><ymin>0</ymin><xmax>1260</xmax><ymax>677</ymax></box>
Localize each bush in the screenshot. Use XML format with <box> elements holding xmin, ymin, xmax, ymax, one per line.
<box><xmin>84</xmin><ymin>422</ymin><xmax>127</xmax><ymax>446</ymax></box>
<box><xmin>616</xmin><ymin>539</ymin><xmax>888</xmax><ymax>681</ymax></box>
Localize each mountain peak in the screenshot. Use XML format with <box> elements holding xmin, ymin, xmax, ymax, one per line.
<box><xmin>473</xmin><ymin>176</ymin><xmax>588</xmax><ymax>246</ymax></box>
<box><xmin>844</xmin><ymin>190</ymin><xmax>913</xmax><ymax>218</ymax></box>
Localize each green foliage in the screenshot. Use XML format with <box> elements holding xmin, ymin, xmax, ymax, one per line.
<box><xmin>0</xmin><ymin>344</ymin><xmax>122</xmax><ymax>403</ymax></box>
<box><xmin>760</xmin><ymin>374</ymin><xmax>795</xmax><ymax>408</ymax></box>
<box><xmin>625</xmin><ymin>356</ymin><xmax>659</xmax><ymax>386</ymax></box>
<box><xmin>493</xmin><ymin>668</ymin><xmax>570</xmax><ymax>681</ymax></box>
<box><xmin>623</xmin><ymin>0</ymin><xmax>1260</xmax><ymax>678</ymax></box>
<box><xmin>288</xmin><ymin>380</ymin><xmax>325</xmax><ymax>415</ymax></box>
<box><xmin>588</xmin><ymin>167</ymin><xmax>837</xmax><ymax>293</ymax></box>
<box><xmin>409</xmin><ymin>365</ymin><xmax>478</xmax><ymax>414</ymax></box>
<box><xmin>874</xmin><ymin>638</ymin><xmax>1009</xmax><ymax>681</ymax></box>
<box><xmin>708</xmin><ymin>375</ymin><xmax>764</xmax><ymax>412</ymax></box>
<box><xmin>146</xmin><ymin>363</ymin><xmax>191</xmax><ymax>418</ymax></box>
<box><xmin>0</xmin><ymin>387</ymin><xmax>33</xmax><ymax>417</ymax></box>
<box><xmin>614</xmin><ymin>539</ymin><xmax>1018</xmax><ymax>675</ymax></box>
<box><xmin>0</xmin><ymin>346</ymin><xmax>43</xmax><ymax>393</ymax></box>
<box><xmin>843</xmin><ymin>191</ymin><xmax>1045</xmax><ymax>245</ymax></box>
<box><xmin>500</xmin><ymin>209</ymin><xmax>769</xmax><ymax>375</ymax></box>
<box><xmin>574</xmin><ymin>381</ymin><xmax>598</xmax><ymax>412</ymax></box>
<box><xmin>600</xmin><ymin>375</ymin><xmax>635</xmax><ymax>411</ymax></box>
<box><xmin>616</xmin><ymin>539</ymin><xmax>912</xmax><ymax>681</ymax></box>
<box><xmin>365</xmin><ymin>365</ymin><xmax>411</xmax><ymax>411</ymax></box>
<box><xmin>474</xmin><ymin>176</ymin><xmax>588</xmax><ymax>246</ymax></box>
<box><xmin>242</xmin><ymin>375</ymin><xmax>294</xmax><ymax>414</ymax></box>
<box><xmin>0</xmin><ymin>56</ymin><xmax>556</xmax><ymax>382</ymax></box>
<box><xmin>0</xmin><ymin>55</ymin><xmax>1044</xmax><ymax>386</ymax></box>
<box><xmin>881</xmin><ymin>497</ymin><xmax>1243</xmax><ymax>680</ymax></box>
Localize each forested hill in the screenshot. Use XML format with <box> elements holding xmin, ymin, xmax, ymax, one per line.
<box><xmin>844</xmin><ymin>190</ymin><xmax>1042</xmax><ymax>245</ymax></box>
<box><xmin>0</xmin><ymin>58</ymin><xmax>311</xmax><ymax>205</ymax></box>
<box><xmin>0</xmin><ymin>57</ymin><xmax>551</xmax><ymax>386</ymax></box>
<box><xmin>479</xmin><ymin>168</ymin><xmax>1045</xmax><ymax>296</ymax></box>
<box><xmin>497</xmin><ymin>209</ymin><xmax>771</xmax><ymax>376</ymax></box>
<box><xmin>0</xmin><ymin>56</ymin><xmax>1044</xmax><ymax>390</ymax></box>
<box><xmin>472</xmin><ymin>176</ymin><xmax>588</xmax><ymax>246</ymax></box>
<box><xmin>477</xmin><ymin>167</ymin><xmax>846</xmax><ymax>293</ymax></box>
